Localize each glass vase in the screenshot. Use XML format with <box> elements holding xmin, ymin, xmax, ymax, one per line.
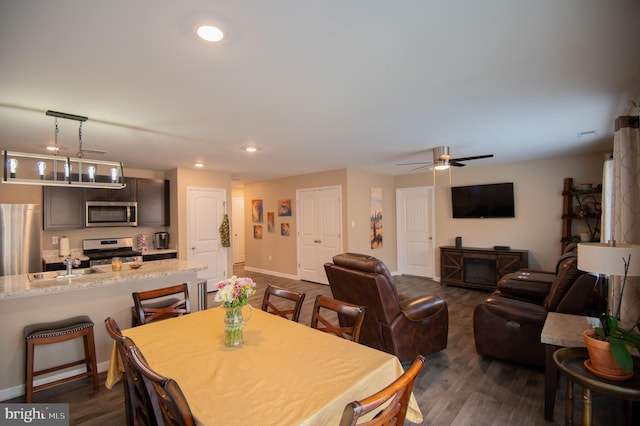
<box><xmin>224</xmin><ymin>304</ymin><xmax>252</xmax><ymax>347</ymax></box>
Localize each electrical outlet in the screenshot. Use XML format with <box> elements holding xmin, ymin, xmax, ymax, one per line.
<box><xmin>52</xmin><ymin>236</ymin><xmax>59</xmax><ymax>245</ymax></box>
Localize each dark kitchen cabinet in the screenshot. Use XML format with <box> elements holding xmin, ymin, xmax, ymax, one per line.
<box><xmin>137</xmin><ymin>178</ymin><xmax>170</xmax><ymax>226</ymax></box>
<box><xmin>43</xmin><ymin>186</ymin><xmax>85</xmax><ymax>230</ymax></box>
<box><xmin>84</xmin><ymin>177</ymin><xmax>137</xmax><ymax>201</ymax></box>
<box><xmin>142</xmin><ymin>251</ymin><xmax>177</xmax><ymax>262</ymax></box>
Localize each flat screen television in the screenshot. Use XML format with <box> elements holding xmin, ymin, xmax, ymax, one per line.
<box><xmin>451</xmin><ymin>182</ymin><xmax>515</xmax><ymax>218</ymax></box>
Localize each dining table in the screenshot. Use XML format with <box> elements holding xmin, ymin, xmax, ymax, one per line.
<box><xmin>105</xmin><ymin>306</ymin><xmax>424</xmax><ymax>425</ymax></box>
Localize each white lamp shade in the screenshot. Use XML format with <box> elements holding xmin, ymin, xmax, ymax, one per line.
<box><xmin>577</xmin><ymin>242</ymin><xmax>640</xmax><ymax>276</ymax></box>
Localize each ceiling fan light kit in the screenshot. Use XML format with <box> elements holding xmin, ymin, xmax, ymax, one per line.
<box><xmin>433</xmin><ymin>159</ymin><xmax>450</xmax><ymax>170</ymax></box>
<box><xmin>2</xmin><ymin>110</ymin><xmax>126</xmax><ymax>189</ymax></box>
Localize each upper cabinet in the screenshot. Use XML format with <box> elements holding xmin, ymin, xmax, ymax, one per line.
<box><xmin>137</xmin><ymin>178</ymin><xmax>170</xmax><ymax>227</ymax></box>
<box><xmin>43</xmin><ymin>186</ymin><xmax>85</xmax><ymax>230</ymax></box>
<box><xmin>84</xmin><ymin>177</ymin><xmax>137</xmax><ymax>201</ymax></box>
<box><xmin>43</xmin><ymin>177</ymin><xmax>170</xmax><ymax>229</ymax></box>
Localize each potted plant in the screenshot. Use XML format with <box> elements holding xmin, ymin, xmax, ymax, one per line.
<box><xmin>582</xmin><ymin>252</ymin><xmax>640</xmax><ymax>380</ymax></box>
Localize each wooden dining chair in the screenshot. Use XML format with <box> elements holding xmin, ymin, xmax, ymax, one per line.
<box><xmin>310</xmin><ymin>295</ymin><xmax>366</xmax><ymax>343</ymax></box>
<box><xmin>131</xmin><ymin>283</ymin><xmax>191</xmax><ymax>326</ymax></box>
<box><xmin>261</xmin><ymin>284</ymin><xmax>306</xmax><ymax>322</ymax></box>
<box><xmin>104</xmin><ymin>317</ymin><xmax>158</xmax><ymax>426</ymax></box>
<box><xmin>128</xmin><ymin>345</ymin><xmax>196</xmax><ymax>426</ymax></box>
<box><xmin>339</xmin><ymin>355</ymin><xmax>425</xmax><ymax>426</ymax></box>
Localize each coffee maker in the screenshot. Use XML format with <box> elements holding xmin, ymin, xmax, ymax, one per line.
<box><xmin>153</xmin><ymin>232</ymin><xmax>169</xmax><ymax>249</ymax></box>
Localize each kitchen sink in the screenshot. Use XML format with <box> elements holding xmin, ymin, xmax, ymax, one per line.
<box><xmin>28</xmin><ymin>268</ymin><xmax>106</xmax><ymax>281</ymax></box>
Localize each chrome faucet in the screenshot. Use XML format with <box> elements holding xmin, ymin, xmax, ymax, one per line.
<box><xmin>63</xmin><ymin>256</ymin><xmax>81</xmax><ymax>276</ymax></box>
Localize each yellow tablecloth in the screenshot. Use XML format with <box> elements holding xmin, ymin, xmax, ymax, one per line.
<box><xmin>106</xmin><ymin>307</ymin><xmax>423</xmax><ymax>425</ymax></box>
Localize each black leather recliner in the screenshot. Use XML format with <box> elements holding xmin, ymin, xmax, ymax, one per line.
<box><xmin>473</xmin><ymin>253</ymin><xmax>596</xmax><ymax>367</ymax></box>
<box><xmin>324</xmin><ymin>253</ymin><xmax>448</xmax><ymax>362</ymax></box>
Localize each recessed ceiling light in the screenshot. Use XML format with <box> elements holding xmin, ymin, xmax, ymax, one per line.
<box><xmin>194</xmin><ymin>162</ymin><xmax>204</xmax><ymax>168</ymax></box>
<box><xmin>245</xmin><ymin>147</ymin><xmax>257</xmax><ymax>153</ymax></box>
<box><xmin>197</xmin><ymin>25</ymin><xmax>224</xmax><ymax>42</ymax></box>
<box><xmin>46</xmin><ymin>146</ymin><xmax>58</xmax><ymax>152</ymax></box>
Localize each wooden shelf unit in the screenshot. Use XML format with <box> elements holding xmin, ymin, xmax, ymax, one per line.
<box><xmin>561</xmin><ymin>177</ymin><xmax>601</xmax><ymax>252</ymax></box>
<box><xmin>440</xmin><ymin>246</ymin><xmax>529</xmax><ymax>290</ymax></box>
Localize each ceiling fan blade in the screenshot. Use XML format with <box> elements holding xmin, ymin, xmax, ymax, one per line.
<box><xmin>397</xmin><ymin>161</ymin><xmax>432</xmax><ymax>166</ymax></box>
<box><xmin>450</xmin><ymin>154</ymin><xmax>493</xmax><ymax>162</ymax></box>
<box><xmin>449</xmin><ymin>161</ymin><xmax>466</xmax><ymax>167</ymax></box>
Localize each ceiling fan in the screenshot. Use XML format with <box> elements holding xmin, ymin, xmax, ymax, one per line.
<box><xmin>398</xmin><ymin>146</ymin><xmax>493</xmax><ymax>171</ymax></box>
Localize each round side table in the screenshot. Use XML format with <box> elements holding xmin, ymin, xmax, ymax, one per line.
<box><xmin>553</xmin><ymin>347</ymin><xmax>640</xmax><ymax>426</ymax></box>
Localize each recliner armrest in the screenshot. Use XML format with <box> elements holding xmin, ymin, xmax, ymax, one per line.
<box><xmin>497</xmin><ymin>278</ymin><xmax>551</xmax><ymax>299</ymax></box>
<box><xmin>482</xmin><ymin>295</ymin><xmax>548</xmax><ymax>325</ymax></box>
<box><xmin>399</xmin><ymin>295</ymin><xmax>446</xmax><ymax>321</ymax></box>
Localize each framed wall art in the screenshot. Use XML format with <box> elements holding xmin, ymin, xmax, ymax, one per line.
<box><xmin>278</xmin><ymin>199</ymin><xmax>292</xmax><ymax>216</ymax></box>
<box><xmin>252</xmin><ymin>199</ymin><xmax>263</xmax><ymax>223</ymax></box>
<box><xmin>370</xmin><ymin>187</ymin><xmax>382</xmax><ymax>249</ymax></box>
<box><xmin>281</xmin><ymin>223</ymin><xmax>290</xmax><ymax>236</ymax></box>
<box><xmin>267</xmin><ymin>212</ymin><xmax>275</xmax><ymax>232</ymax></box>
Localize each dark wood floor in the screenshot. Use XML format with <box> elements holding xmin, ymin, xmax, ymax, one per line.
<box><xmin>8</xmin><ymin>264</ymin><xmax>632</xmax><ymax>425</ymax></box>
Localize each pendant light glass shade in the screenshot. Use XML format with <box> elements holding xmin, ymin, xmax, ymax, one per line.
<box><xmin>1</xmin><ymin>110</ymin><xmax>126</xmax><ymax>189</ymax></box>
<box><xmin>2</xmin><ymin>150</ymin><xmax>125</xmax><ymax>189</ymax></box>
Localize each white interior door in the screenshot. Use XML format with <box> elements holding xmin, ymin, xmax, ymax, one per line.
<box><xmin>187</xmin><ymin>187</ymin><xmax>227</xmax><ymax>290</ymax></box>
<box><xmin>297</xmin><ymin>186</ymin><xmax>342</xmax><ymax>284</ymax></box>
<box><xmin>232</xmin><ymin>197</ymin><xmax>245</xmax><ymax>264</ymax></box>
<box><xmin>396</xmin><ymin>186</ymin><xmax>434</xmax><ymax>277</ymax></box>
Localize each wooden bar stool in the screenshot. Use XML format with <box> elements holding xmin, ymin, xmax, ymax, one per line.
<box><xmin>24</xmin><ymin>315</ymin><xmax>99</xmax><ymax>402</ymax></box>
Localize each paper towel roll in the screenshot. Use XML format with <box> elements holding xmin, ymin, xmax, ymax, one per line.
<box><xmin>59</xmin><ymin>237</ymin><xmax>70</xmax><ymax>257</ymax></box>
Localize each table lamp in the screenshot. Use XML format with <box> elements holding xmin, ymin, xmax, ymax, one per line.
<box><xmin>577</xmin><ymin>242</ymin><xmax>640</xmax><ymax>320</ymax></box>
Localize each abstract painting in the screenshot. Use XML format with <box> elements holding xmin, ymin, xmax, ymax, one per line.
<box><xmin>370</xmin><ymin>187</ymin><xmax>382</xmax><ymax>249</ymax></box>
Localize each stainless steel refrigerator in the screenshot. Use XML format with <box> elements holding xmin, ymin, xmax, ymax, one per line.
<box><xmin>0</xmin><ymin>204</ymin><xmax>42</xmax><ymax>276</ymax></box>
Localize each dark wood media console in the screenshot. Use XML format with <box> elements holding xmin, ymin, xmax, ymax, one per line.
<box><xmin>440</xmin><ymin>246</ymin><xmax>529</xmax><ymax>290</ymax></box>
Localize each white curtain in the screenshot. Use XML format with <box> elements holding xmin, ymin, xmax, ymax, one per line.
<box><xmin>606</xmin><ymin>116</ymin><xmax>640</xmax><ymax>322</ymax></box>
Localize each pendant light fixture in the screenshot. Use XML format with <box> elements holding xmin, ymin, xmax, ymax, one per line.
<box><xmin>2</xmin><ymin>110</ymin><xmax>126</xmax><ymax>189</ymax></box>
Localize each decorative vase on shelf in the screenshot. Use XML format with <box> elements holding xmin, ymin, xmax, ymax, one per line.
<box><xmin>224</xmin><ymin>304</ymin><xmax>252</xmax><ymax>347</ymax></box>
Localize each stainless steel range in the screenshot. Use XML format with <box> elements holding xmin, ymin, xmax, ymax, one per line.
<box><xmin>82</xmin><ymin>237</ymin><xmax>142</xmax><ymax>266</ymax></box>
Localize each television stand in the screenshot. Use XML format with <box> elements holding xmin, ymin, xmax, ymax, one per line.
<box><xmin>440</xmin><ymin>246</ymin><xmax>528</xmax><ymax>290</ymax></box>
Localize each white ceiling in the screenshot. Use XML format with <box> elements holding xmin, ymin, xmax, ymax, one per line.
<box><xmin>1</xmin><ymin>1</ymin><xmax>639</xmax><ymax>184</ymax></box>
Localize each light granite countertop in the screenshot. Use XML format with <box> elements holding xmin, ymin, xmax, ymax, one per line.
<box><xmin>0</xmin><ymin>258</ymin><xmax>206</xmax><ymax>300</ymax></box>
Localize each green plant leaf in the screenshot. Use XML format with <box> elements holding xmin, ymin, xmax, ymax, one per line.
<box><xmin>609</xmin><ymin>338</ymin><xmax>634</xmax><ymax>372</ymax></box>
<box><xmin>606</xmin><ymin>315</ymin><xmax>619</xmax><ymax>333</ymax></box>
<box><xmin>622</xmin><ymin>332</ymin><xmax>640</xmax><ymax>349</ymax></box>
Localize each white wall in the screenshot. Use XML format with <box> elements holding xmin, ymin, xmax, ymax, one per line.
<box><xmin>396</xmin><ymin>151</ymin><xmax>607</xmax><ymax>274</ymax></box>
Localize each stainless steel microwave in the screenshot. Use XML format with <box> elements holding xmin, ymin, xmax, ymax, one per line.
<box><xmin>86</xmin><ymin>201</ymin><xmax>137</xmax><ymax>227</ymax></box>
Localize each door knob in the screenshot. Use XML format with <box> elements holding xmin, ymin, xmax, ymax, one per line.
<box><xmin>191</xmin><ymin>246</ymin><xmax>196</xmax><ymax>250</ymax></box>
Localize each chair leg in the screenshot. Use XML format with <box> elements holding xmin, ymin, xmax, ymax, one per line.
<box><xmin>84</xmin><ymin>329</ymin><xmax>99</xmax><ymax>390</ymax></box>
<box><xmin>25</xmin><ymin>340</ymin><xmax>34</xmax><ymax>403</ymax></box>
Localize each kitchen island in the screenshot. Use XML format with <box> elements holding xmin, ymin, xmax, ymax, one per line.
<box><xmin>0</xmin><ymin>259</ymin><xmax>206</xmax><ymax>401</ymax></box>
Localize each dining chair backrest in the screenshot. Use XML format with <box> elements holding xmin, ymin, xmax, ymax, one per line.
<box><xmin>339</xmin><ymin>355</ymin><xmax>425</xmax><ymax>426</ymax></box>
<box><xmin>132</xmin><ymin>283</ymin><xmax>191</xmax><ymax>326</ymax></box>
<box><xmin>310</xmin><ymin>295</ymin><xmax>366</xmax><ymax>343</ymax></box>
<box><xmin>128</xmin><ymin>345</ymin><xmax>196</xmax><ymax>426</ymax></box>
<box><xmin>261</xmin><ymin>284</ymin><xmax>306</xmax><ymax>322</ymax></box>
<box><xmin>104</xmin><ymin>317</ymin><xmax>158</xmax><ymax>426</ymax></box>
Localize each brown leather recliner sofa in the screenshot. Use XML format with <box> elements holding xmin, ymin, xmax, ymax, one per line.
<box><xmin>324</xmin><ymin>253</ymin><xmax>448</xmax><ymax>362</ymax></box>
<box><xmin>473</xmin><ymin>252</ymin><xmax>596</xmax><ymax>367</ymax></box>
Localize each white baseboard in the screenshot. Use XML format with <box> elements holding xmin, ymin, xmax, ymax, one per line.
<box><xmin>242</xmin><ymin>266</ymin><xmax>299</xmax><ymax>281</ymax></box>
<box><xmin>0</xmin><ymin>360</ymin><xmax>111</xmax><ymax>402</ymax></box>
